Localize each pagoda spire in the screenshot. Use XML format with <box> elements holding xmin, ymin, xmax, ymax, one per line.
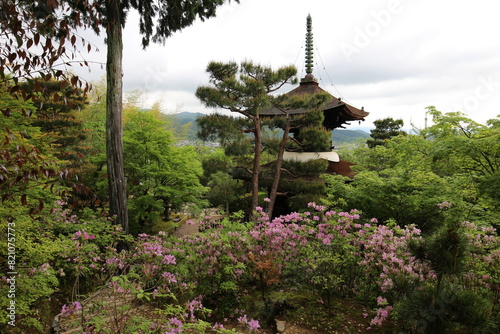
<box><xmin>305</xmin><ymin>14</ymin><xmax>314</xmax><ymax>75</ymax></box>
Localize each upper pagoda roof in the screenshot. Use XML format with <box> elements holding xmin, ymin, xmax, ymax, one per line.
<box><xmin>260</xmin><ymin>74</ymin><xmax>368</xmax><ymax>129</ymax></box>
<box><xmin>259</xmin><ymin>15</ymin><xmax>368</xmax><ymax>129</ymax></box>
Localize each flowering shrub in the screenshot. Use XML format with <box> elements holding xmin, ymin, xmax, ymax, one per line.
<box><xmin>155</xmin><ymin>203</ymin><xmax>498</xmax><ymax>331</ymax></box>
<box><xmin>7</xmin><ymin>198</ymin><xmax>498</xmax><ymax>333</ymax></box>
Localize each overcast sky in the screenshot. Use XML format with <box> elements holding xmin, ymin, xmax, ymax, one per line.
<box><xmin>76</xmin><ymin>0</ymin><xmax>500</xmax><ymax>131</ymax></box>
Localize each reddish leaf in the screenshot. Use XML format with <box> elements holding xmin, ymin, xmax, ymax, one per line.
<box><xmin>8</xmin><ymin>53</ymin><xmax>17</xmax><ymax>62</ymax></box>
<box><xmin>60</xmin><ymin>81</ymin><xmax>68</xmax><ymax>90</ymax></box>
<box><xmin>21</xmin><ymin>194</ymin><xmax>27</xmax><ymax>206</ymax></box>
<box><xmin>1</xmin><ymin>109</ymin><xmax>12</xmax><ymax>117</ymax></box>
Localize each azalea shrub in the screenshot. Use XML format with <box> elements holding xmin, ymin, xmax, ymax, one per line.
<box><xmin>97</xmin><ymin>203</ymin><xmax>497</xmax><ymax>332</ymax></box>
<box><xmin>4</xmin><ymin>200</ymin><xmax>499</xmax><ymax>333</ymax></box>
<box><xmin>163</xmin><ymin>204</ymin><xmax>498</xmax><ymax>332</ymax></box>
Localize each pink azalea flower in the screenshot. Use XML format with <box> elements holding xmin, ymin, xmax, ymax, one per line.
<box><xmin>248</xmin><ymin>319</ymin><xmax>260</xmax><ymax>331</ymax></box>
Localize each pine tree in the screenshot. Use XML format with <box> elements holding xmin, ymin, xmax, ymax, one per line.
<box><xmin>367</xmin><ymin>117</ymin><xmax>406</xmax><ymax>148</ymax></box>
<box><xmin>196</xmin><ymin>61</ymin><xmax>297</xmax><ymax>217</ymax></box>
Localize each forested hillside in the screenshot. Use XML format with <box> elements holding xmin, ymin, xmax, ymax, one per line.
<box><xmin>332</xmin><ymin>129</ymin><xmax>370</xmax><ymax>144</ymax></box>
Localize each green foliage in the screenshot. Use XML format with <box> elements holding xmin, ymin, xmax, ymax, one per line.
<box><xmin>423</xmin><ymin>108</ymin><xmax>500</xmax><ymax>222</ymax></box>
<box><xmin>0</xmin><ymin>83</ymin><xmax>69</xmax><ymax>213</ymax></box>
<box><xmin>296</xmin><ymin>108</ymin><xmax>324</xmax><ymax>125</ymax></box>
<box><xmin>282</xmin><ymin>158</ymin><xmax>329</xmax><ymax>176</ymax></box>
<box><xmin>367</xmin><ymin>117</ymin><xmax>406</xmax><ymax>148</ymax></box>
<box><xmin>268</xmin><ymin>160</ymin><xmax>325</xmax><ymax>212</ymax></box>
<box><xmin>207</xmin><ymin>171</ymin><xmax>242</xmax><ymax>213</ymax></box>
<box><xmin>0</xmin><ymin>213</ymin><xmax>61</xmax><ymax>331</ymax></box>
<box><xmin>395</xmin><ymin>282</ymin><xmax>492</xmax><ymax>333</ymax></box>
<box><xmin>197</xmin><ymin>114</ymin><xmax>249</xmax><ymax>146</ymax></box>
<box><xmin>197</xmin><ymin>60</ymin><xmax>300</xmax><ymax>214</ymax></box>
<box><xmin>196</xmin><ymin>61</ymin><xmax>297</xmax><ymax>116</ymax></box>
<box><xmin>394</xmin><ymin>210</ymin><xmax>497</xmax><ymax>333</ymax></box>
<box><xmin>410</xmin><ymin>222</ymin><xmax>468</xmax><ymax>277</ymax></box>
<box><xmin>298</xmin><ymin>224</ymin><xmax>360</xmax><ymax>307</ymax></box>
<box><xmin>201</xmin><ymin>148</ymin><xmax>234</xmax><ymax>184</ymax></box>
<box><xmin>0</xmin><ymin>198</ymin><xmax>131</xmax><ymax>332</ymax></box>
<box><xmin>20</xmin><ymin>78</ymin><xmax>88</xmax><ymax>150</ymax></box>
<box><xmin>325</xmin><ymin>168</ymin><xmax>455</xmax><ymax>232</ymax></box>
<box><xmin>293</xmin><ymin>126</ymin><xmax>332</xmax><ymax>152</ymax></box>
<box><xmin>282</xmin><ymin>110</ymin><xmax>331</xmax><ymax>152</ymax></box>
<box><xmin>123</xmin><ymin>109</ymin><xmax>208</xmax><ymax>234</ymax></box>
<box><xmin>327</xmin><ymin>110</ymin><xmax>500</xmax><ymax>230</ymax></box>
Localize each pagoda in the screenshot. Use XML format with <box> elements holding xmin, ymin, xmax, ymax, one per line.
<box><xmin>259</xmin><ymin>15</ymin><xmax>369</xmax><ymax>215</ymax></box>
<box><xmin>260</xmin><ymin>14</ymin><xmax>368</xmax><ymax>176</ymax></box>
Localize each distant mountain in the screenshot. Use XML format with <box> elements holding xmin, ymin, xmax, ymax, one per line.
<box><xmin>160</xmin><ymin>112</ymin><xmax>204</xmax><ymax>141</ymax></box>
<box><xmin>161</xmin><ymin>112</ymin><xmax>371</xmax><ymax>145</ymax></box>
<box><xmin>169</xmin><ymin>111</ymin><xmax>205</xmax><ymax>125</ymax></box>
<box><xmin>332</xmin><ymin>129</ymin><xmax>370</xmax><ymax>145</ymax></box>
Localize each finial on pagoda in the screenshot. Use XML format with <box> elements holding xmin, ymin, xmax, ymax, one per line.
<box><xmin>305</xmin><ymin>14</ymin><xmax>314</xmax><ymax>75</ymax></box>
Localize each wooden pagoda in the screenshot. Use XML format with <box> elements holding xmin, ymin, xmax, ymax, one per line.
<box><xmin>258</xmin><ymin>15</ymin><xmax>370</xmax><ymax>216</ymax></box>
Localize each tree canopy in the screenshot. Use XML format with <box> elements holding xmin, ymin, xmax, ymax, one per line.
<box><xmin>328</xmin><ymin>108</ymin><xmax>500</xmax><ymax>230</ymax></box>
<box><xmin>123</xmin><ymin>108</ymin><xmax>207</xmax><ymax>234</ymax></box>
<box><xmin>2</xmin><ymin>0</ymin><xmax>238</xmax><ymax>233</ymax></box>
<box><xmin>196</xmin><ymin>61</ymin><xmax>297</xmax><ymax>215</ymax></box>
<box><xmin>366</xmin><ymin>117</ymin><xmax>406</xmax><ymax>148</ymax></box>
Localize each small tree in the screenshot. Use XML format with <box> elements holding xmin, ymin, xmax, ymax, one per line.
<box><xmin>398</xmin><ymin>218</ymin><xmax>491</xmax><ymax>333</ymax></box>
<box><xmin>207</xmin><ymin>171</ymin><xmax>241</xmax><ymax>214</ymax></box>
<box><xmin>367</xmin><ymin>117</ymin><xmax>406</xmax><ymax>148</ymax></box>
<box><xmin>123</xmin><ymin>109</ymin><xmax>207</xmax><ymax>234</ymax></box>
<box><xmin>0</xmin><ymin>82</ymin><xmax>67</xmax><ymax>211</ymax></box>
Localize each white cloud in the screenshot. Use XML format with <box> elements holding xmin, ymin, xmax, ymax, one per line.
<box><xmin>74</xmin><ymin>0</ymin><xmax>500</xmax><ymax>130</ymax></box>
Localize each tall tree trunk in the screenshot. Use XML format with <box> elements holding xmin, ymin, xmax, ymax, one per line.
<box><xmin>251</xmin><ymin>115</ymin><xmax>262</xmax><ymax>219</ymax></box>
<box><xmin>267</xmin><ymin>115</ymin><xmax>291</xmax><ymax>218</ymax></box>
<box><xmin>105</xmin><ymin>0</ymin><xmax>128</xmax><ymax>233</ymax></box>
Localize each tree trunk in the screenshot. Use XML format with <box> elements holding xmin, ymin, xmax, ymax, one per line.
<box><xmin>105</xmin><ymin>0</ymin><xmax>128</xmax><ymax>233</ymax></box>
<box><xmin>251</xmin><ymin>115</ymin><xmax>262</xmax><ymax>219</ymax></box>
<box><xmin>267</xmin><ymin>115</ymin><xmax>291</xmax><ymax>218</ymax></box>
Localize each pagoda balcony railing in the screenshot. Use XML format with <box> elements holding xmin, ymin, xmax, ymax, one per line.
<box><xmin>283</xmin><ymin>150</ymin><xmax>339</xmax><ymax>163</ymax></box>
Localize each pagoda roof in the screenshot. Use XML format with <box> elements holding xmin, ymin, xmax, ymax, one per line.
<box><xmin>260</xmin><ymin>75</ymin><xmax>368</xmax><ymax>129</ymax></box>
